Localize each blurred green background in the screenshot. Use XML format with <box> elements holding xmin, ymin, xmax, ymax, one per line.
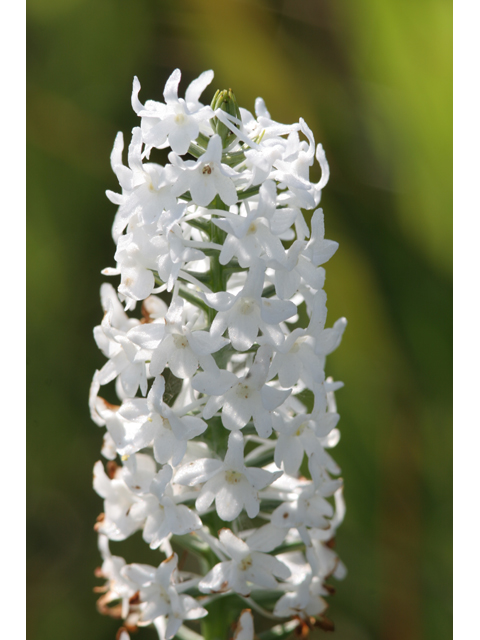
<box><xmin>27</xmin><ymin>0</ymin><xmax>452</xmax><ymax>639</ymax></box>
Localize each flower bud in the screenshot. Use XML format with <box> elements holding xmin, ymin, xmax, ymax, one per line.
<box><xmin>210</xmin><ymin>88</ymin><xmax>242</xmax><ymax>148</ymax></box>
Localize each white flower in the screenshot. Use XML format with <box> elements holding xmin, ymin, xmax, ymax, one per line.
<box><xmin>148</xmin><ymin>298</ymin><xmax>229</xmax><ymax>378</ymax></box>
<box><xmin>174</xmin><ymin>431</ymin><xmax>282</xmax><ymax>521</ymax></box>
<box><xmin>113</xmin><ymin>222</ymin><xmax>160</xmax><ymax>307</ymax></box>
<box><xmin>171</xmin><ymin>134</ymin><xmax>238</xmax><ymax>206</ymax></box>
<box><xmin>95</xmin><ymin>376</ymin><xmax>207</xmax><ymax>466</ymax></box>
<box><xmin>273</xmin><ymin>410</ymin><xmax>340</xmax><ymax>475</ymax></box>
<box><xmin>267</xmin><ymin>327</ymin><xmax>324</xmax><ymax>388</ymax></box>
<box><xmin>106</xmin><ymin>128</ymin><xmax>179</xmax><ymax>241</ymax></box>
<box><xmin>214</xmin><ymin>181</ymin><xmax>287</xmax><ymax>268</ymax></box>
<box><xmin>93</xmin><ymin>459</ymin><xmax>145</xmax><ymax>541</ymax></box>
<box><xmin>93</xmin><ymin>283</ymin><xmax>154</xmax><ymax>396</ymax></box>
<box><xmin>268</xmin><ymin>238</ymin><xmax>326</xmax><ymax>300</ymax></box>
<box><xmin>132</xmin><ymin>69</ymin><xmax>214</xmax><ymax>155</ymax></box>
<box><xmin>96</xmin><ymin>535</ymin><xmax>137</xmax><ymax>618</ymax></box>
<box><xmin>205</xmin><ymin>261</ymin><xmax>296</xmax><ymax>350</ymax></box>
<box><xmin>273</xmin><ymin>570</ymin><xmax>328</xmax><ymax>619</ymax></box>
<box><xmin>122</xmin><ymin>553</ymin><xmax>207</xmax><ymax>639</ymax></box>
<box><xmin>124</xmin><ymin>460</ymin><xmax>202</xmax><ymax>549</ymax></box>
<box><xmin>199</xmin><ymin>526</ymin><xmax>290</xmax><ymax>596</ymax></box>
<box><xmin>193</xmin><ymin>344</ymin><xmax>291</xmax><ymax>437</ymax></box>
<box><xmin>154</xmin><ymin>222</ymin><xmax>205</xmax><ymax>292</ymax></box>
<box><xmin>270</xmin><ymin>474</ymin><xmax>342</xmax><ymax>546</ymax></box>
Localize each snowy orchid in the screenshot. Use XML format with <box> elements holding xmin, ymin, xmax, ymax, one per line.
<box><xmin>91</xmin><ymin>67</ymin><xmax>347</xmax><ymax>639</ymax></box>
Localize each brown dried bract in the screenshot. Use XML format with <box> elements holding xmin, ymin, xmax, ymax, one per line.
<box><xmin>322</xmin><ymin>582</ymin><xmax>336</xmax><ymax>595</ymax></box>
<box><xmin>293</xmin><ymin>617</ymin><xmax>312</xmax><ymax>639</ymax></box>
<box><xmin>94</xmin><ymin>566</ymin><xmax>104</xmax><ymax>578</ymax></box>
<box><xmin>315</xmin><ymin>616</ymin><xmax>335</xmax><ymax>632</ymax></box>
<box><xmin>97</xmin><ymin>594</ymin><xmax>123</xmax><ymax>619</ymax></box>
<box><xmin>94</xmin><ymin>512</ymin><xmax>106</xmax><ymax>531</ymax></box>
<box><xmin>98</xmin><ymin>397</ymin><xmax>120</xmax><ymax>411</ymax></box>
<box><xmin>141</xmin><ymin>301</ymin><xmax>154</xmax><ymax>323</ymax></box>
<box><xmin>107</xmin><ymin>460</ymin><xmax>119</xmax><ymax>479</ymax></box>
<box><xmin>93</xmin><ymin>585</ymin><xmax>108</xmax><ymax>593</ymax></box>
<box><xmin>116</xmin><ymin>626</ymin><xmax>138</xmax><ymax>639</ymax></box>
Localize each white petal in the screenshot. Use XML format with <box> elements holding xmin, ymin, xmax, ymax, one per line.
<box><xmin>218</xmin><ymin>528</ymin><xmax>249</xmax><ymax>561</ymax></box>
<box><xmin>174</xmin><ymin>458</ymin><xmax>222</xmax><ymax>486</ymax></box>
<box><xmin>246</xmin><ymin>523</ymin><xmax>287</xmax><ymax>552</ymax></box>
<box><xmin>199</xmin><ymin>561</ymin><xmax>234</xmax><ymax>593</ymax></box>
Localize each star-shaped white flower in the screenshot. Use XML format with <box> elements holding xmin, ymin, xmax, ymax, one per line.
<box><xmin>171</xmin><ymin>134</ymin><xmax>238</xmax><ymax>206</ymax></box>
<box><xmin>267</xmin><ymin>327</ymin><xmax>324</xmax><ymax>388</ymax></box>
<box><xmin>123</xmin><ymin>460</ymin><xmax>202</xmax><ymax>549</ymax></box>
<box><xmin>273</xmin><ymin>410</ymin><xmax>340</xmax><ymax>475</ymax></box>
<box><xmin>199</xmin><ymin>526</ymin><xmax>290</xmax><ymax>596</ymax></box>
<box><xmin>106</xmin><ymin>128</ymin><xmax>180</xmax><ymax>241</ymax></box>
<box><xmin>174</xmin><ymin>431</ymin><xmax>282</xmax><ymax>521</ymax></box>
<box><xmin>122</xmin><ymin>553</ymin><xmax>207</xmax><ymax>639</ymax></box>
<box><xmin>205</xmin><ymin>261</ymin><xmax>296</xmax><ymax>350</ymax></box>
<box><xmin>96</xmin><ymin>535</ymin><xmax>138</xmax><ymax>619</ymax></box>
<box><xmin>192</xmin><ymin>344</ymin><xmax>291</xmax><ymax>437</ymax></box>
<box><xmin>148</xmin><ymin>298</ymin><xmax>229</xmax><ymax>378</ymax></box>
<box><xmin>270</xmin><ymin>475</ymin><xmax>339</xmax><ymax>545</ymax></box>
<box><xmin>95</xmin><ymin>375</ymin><xmax>208</xmax><ymax>466</ymax></box>
<box><xmin>273</xmin><ymin>569</ymin><xmax>328</xmax><ymax>620</ymax></box>
<box><xmin>132</xmin><ymin>69</ymin><xmax>214</xmax><ymax>156</ymax></box>
<box><xmin>93</xmin><ymin>283</ymin><xmax>155</xmax><ymax>397</ymax></box>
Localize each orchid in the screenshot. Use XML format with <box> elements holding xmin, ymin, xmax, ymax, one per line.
<box><xmin>91</xmin><ymin>67</ymin><xmax>347</xmax><ymax>639</ymax></box>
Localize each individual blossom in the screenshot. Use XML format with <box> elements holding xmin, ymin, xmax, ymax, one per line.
<box><xmin>122</xmin><ymin>553</ymin><xmax>208</xmax><ymax>638</ymax></box>
<box><xmin>171</xmin><ymin>134</ymin><xmax>238</xmax><ymax>206</ymax></box>
<box><xmin>174</xmin><ymin>431</ymin><xmax>282</xmax><ymax>521</ymax></box>
<box><xmin>132</xmin><ymin>69</ymin><xmax>214</xmax><ymax>156</ymax></box>
<box><xmin>199</xmin><ymin>526</ymin><xmax>290</xmax><ymax>596</ymax></box>
<box><xmin>147</xmin><ymin>297</ymin><xmax>229</xmax><ymax>378</ymax></box>
<box><xmin>205</xmin><ymin>261</ymin><xmax>296</xmax><ymax>350</ymax></box>
<box><xmin>192</xmin><ymin>344</ymin><xmax>291</xmax><ymax>437</ymax></box>
<box><xmin>273</xmin><ymin>568</ymin><xmax>328</xmax><ymax>620</ymax></box>
<box><xmin>106</xmin><ymin>128</ymin><xmax>179</xmax><ymax>241</ymax></box>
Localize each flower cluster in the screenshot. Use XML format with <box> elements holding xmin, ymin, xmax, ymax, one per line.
<box><xmin>91</xmin><ymin>68</ymin><xmax>347</xmax><ymax>640</ymax></box>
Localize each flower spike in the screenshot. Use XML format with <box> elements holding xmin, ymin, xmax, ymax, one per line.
<box><xmin>91</xmin><ymin>67</ymin><xmax>347</xmax><ymax>638</ymax></box>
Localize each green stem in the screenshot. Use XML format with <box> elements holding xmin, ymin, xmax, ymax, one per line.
<box><xmin>201</xmin><ymin>598</ymin><xmax>232</xmax><ymax>640</ymax></box>
<box><xmin>178</xmin><ymin>287</ymin><xmax>210</xmax><ymax>315</ymax></box>
<box><xmin>237</xmin><ymin>185</ymin><xmax>260</xmax><ymax>200</ymax></box>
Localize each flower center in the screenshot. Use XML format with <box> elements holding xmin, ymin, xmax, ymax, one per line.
<box><xmin>239</xmin><ymin>555</ymin><xmax>253</xmax><ymax>571</ymax></box>
<box><xmin>174</xmin><ymin>113</ymin><xmax>185</xmax><ymax>125</ymax></box>
<box><xmin>236</xmin><ymin>383</ymin><xmax>252</xmax><ymax>399</ymax></box>
<box><xmin>239</xmin><ymin>298</ymin><xmax>255</xmax><ymax>315</ymax></box>
<box><xmin>295</xmin><ymin>422</ymin><xmax>307</xmax><ymax>437</ymax></box>
<box><xmin>202</xmin><ymin>164</ymin><xmax>213</xmax><ymax>175</ymax></box>
<box><xmin>162</xmin><ymin>417</ymin><xmax>172</xmax><ymax>431</ymax></box>
<box><xmin>173</xmin><ymin>335</ymin><xmax>188</xmax><ymax>349</ymax></box>
<box><xmin>225</xmin><ymin>470</ymin><xmax>243</xmax><ymax>484</ymax></box>
<box><xmin>290</xmin><ymin>341</ymin><xmax>301</xmax><ymax>354</ymax></box>
<box><xmin>157</xmin><ymin>586</ymin><xmax>170</xmax><ymax>604</ymax></box>
<box><xmin>247</xmin><ymin>223</ymin><xmax>257</xmax><ymax>235</ymax></box>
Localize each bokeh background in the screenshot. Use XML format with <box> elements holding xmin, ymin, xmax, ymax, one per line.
<box><xmin>27</xmin><ymin>1</ymin><xmax>452</xmax><ymax>639</ymax></box>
